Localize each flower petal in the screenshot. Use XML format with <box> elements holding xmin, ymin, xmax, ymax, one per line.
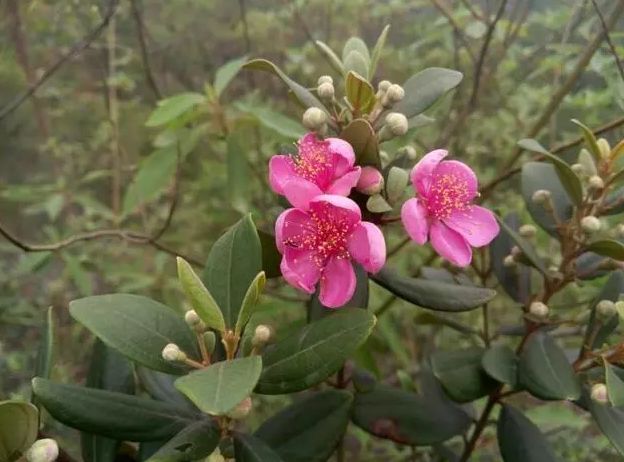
<box><xmin>281</xmin><ymin>177</ymin><xmax>323</xmax><ymax>210</ymax></box>
<box><xmin>401</xmin><ymin>198</ymin><xmax>430</xmax><ymax>244</ymax></box>
<box><xmin>319</xmin><ymin>257</ymin><xmax>356</xmax><ymax>308</ymax></box>
<box><xmin>280</xmin><ymin>248</ymin><xmax>321</xmax><ymax>294</ymax></box>
<box><xmin>269</xmin><ymin>155</ymin><xmax>296</xmax><ymax>194</ymax></box>
<box><xmin>309</xmin><ymin>194</ymin><xmax>362</xmax><ymax>226</ymax></box>
<box><xmin>347</xmin><ymin>222</ymin><xmax>386</xmax><ymax>273</ymax></box>
<box><xmin>443</xmin><ymin>205</ymin><xmax>500</xmax><ymax>247</ymax></box>
<box><xmin>430</xmin><ymin>221</ymin><xmax>472</xmax><ymax>267</ymax></box>
<box><xmin>410</xmin><ymin>149</ymin><xmax>448</xmax><ymax>195</ymax></box>
<box><xmin>327</xmin><ymin>167</ymin><xmax>361</xmax><ymax>196</ymax></box>
<box><xmin>328</xmin><ymin>138</ymin><xmax>355</xmax><ymax>176</ymax></box>
<box><xmin>430</xmin><ymin>160</ymin><xmax>478</xmax><ymax>202</ymax></box>
<box><xmin>275</xmin><ymin>208</ymin><xmax>313</xmax><ymax>253</ymax></box>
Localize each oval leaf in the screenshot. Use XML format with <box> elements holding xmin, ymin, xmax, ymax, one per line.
<box><xmin>369</xmin><ymin>25</ymin><xmax>390</xmax><ymax>80</ymax></box>
<box><xmin>146</xmin><ymin>421</ymin><xmax>219</xmax><ymax>462</ymax></box>
<box><xmin>482</xmin><ymin>345</ymin><xmax>518</xmax><ymax>388</ymax></box>
<box><xmin>571</xmin><ymin>119</ymin><xmax>602</xmax><ymax>162</ymax></box>
<box><xmin>235</xmin><ymin>271</ymin><xmax>266</xmax><ymax>337</ymax></box>
<box><xmin>589</xmin><ymin>393</ymin><xmax>624</xmax><ymax>456</ymax></box>
<box><xmin>314</xmin><ymin>41</ymin><xmax>345</xmax><ymax>75</ymax></box>
<box><xmin>0</xmin><ymin>401</ymin><xmax>38</xmax><ymax>462</ymax></box>
<box><xmin>345</xmin><ymin>71</ymin><xmax>375</xmax><ymax>113</ymax></box>
<box><xmin>585</xmin><ymin>240</ymin><xmax>624</xmax><ymax>261</ymax></box>
<box><xmin>339</xmin><ymin>119</ymin><xmax>380</xmax><ymax>168</ymax></box>
<box><xmin>234</xmin><ymin>433</ymin><xmax>283</xmax><ymax>462</ymax></box>
<box><xmin>394</xmin><ymin>68</ymin><xmax>463</xmax><ymax>118</ymax></box>
<box><xmin>145</xmin><ymin>93</ymin><xmax>206</xmax><ymax>127</ymax></box>
<box><xmin>605</xmin><ymin>361</ymin><xmax>624</xmax><ymax>407</ymax></box>
<box><xmin>497</xmin><ymin>404</ymin><xmax>557</xmax><ymax>462</ymax></box>
<box><xmin>214</xmin><ymin>56</ymin><xmax>247</xmax><ymax>97</ymax></box>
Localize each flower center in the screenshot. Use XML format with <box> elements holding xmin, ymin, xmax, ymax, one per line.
<box><xmin>290</xmin><ymin>138</ymin><xmax>334</xmax><ymax>188</ymax></box>
<box><xmin>424</xmin><ymin>172</ymin><xmax>471</xmax><ymax>219</ymax></box>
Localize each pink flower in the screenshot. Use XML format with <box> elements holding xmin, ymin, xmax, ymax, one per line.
<box><xmin>401</xmin><ymin>149</ymin><xmax>499</xmax><ymax>267</ymax></box>
<box><xmin>275</xmin><ymin>195</ymin><xmax>386</xmax><ymax>308</ymax></box>
<box><xmin>269</xmin><ymin>133</ymin><xmax>361</xmax><ymax>210</ymax></box>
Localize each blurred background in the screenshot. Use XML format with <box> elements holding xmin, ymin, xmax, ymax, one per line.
<box><xmin>1</xmin><ymin>0</ymin><xmax>624</xmax><ymax>460</ymax></box>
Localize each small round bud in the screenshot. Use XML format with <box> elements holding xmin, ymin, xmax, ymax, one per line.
<box><xmin>377</xmin><ymin>80</ymin><xmax>391</xmax><ymax>93</ymax></box>
<box><xmin>531</xmin><ymin>189</ymin><xmax>551</xmax><ymax>205</ymax></box>
<box><xmin>402</xmin><ymin>146</ymin><xmax>417</xmax><ymax>160</ymax></box>
<box><xmin>356</xmin><ymin>166</ymin><xmax>384</xmax><ymax>195</ymax></box>
<box><xmin>510</xmin><ymin>245</ymin><xmax>522</xmax><ymax>259</ymax></box>
<box><xmin>591</xmin><ymin>383</ymin><xmax>609</xmax><ymax>403</ymax></box>
<box><xmin>385</xmin><ymin>112</ymin><xmax>408</xmax><ymax>136</ymax></box>
<box><xmin>252</xmin><ymin>324</ymin><xmax>272</xmax><ymax>347</ymax></box>
<box><xmin>596</xmin><ymin>300</ymin><xmax>616</xmax><ymax>320</ymax></box>
<box><xmin>317</xmin><ymin>75</ymin><xmax>333</xmax><ymax>85</ymax></box>
<box><xmin>529</xmin><ymin>301</ymin><xmax>549</xmax><ymax>318</ymax></box>
<box><xmin>503</xmin><ymin>255</ymin><xmax>516</xmax><ymax>267</ymax></box>
<box><xmin>227</xmin><ymin>396</ymin><xmax>253</xmax><ymax>419</ymax></box>
<box><xmin>519</xmin><ymin>224</ymin><xmax>537</xmax><ymax>239</ymax></box>
<box><xmin>597</xmin><ymin>138</ymin><xmax>611</xmax><ymax>159</ymax></box>
<box><xmin>581</xmin><ymin>215</ymin><xmax>601</xmax><ymax>234</ymax></box>
<box><xmin>317</xmin><ymin>82</ymin><xmax>335</xmax><ymax>100</ymax></box>
<box><xmin>385</xmin><ymin>84</ymin><xmax>405</xmax><ymax>103</ymax></box>
<box><xmin>162</xmin><ymin>343</ymin><xmax>186</xmax><ymax>362</ymax></box>
<box><xmin>571</xmin><ymin>163</ymin><xmax>585</xmax><ymax>176</ymax></box>
<box><xmin>302</xmin><ymin>107</ymin><xmax>327</xmax><ymax>131</ymax></box>
<box><xmin>184</xmin><ymin>310</ymin><xmax>201</xmax><ymax>327</ymax></box>
<box><xmin>25</xmin><ymin>439</ymin><xmax>59</xmax><ymax>462</ymax></box>
<box><xmin>588</xmin><ymin>175</ymin><xmax>605</xmax><ymax>190</ymax></box>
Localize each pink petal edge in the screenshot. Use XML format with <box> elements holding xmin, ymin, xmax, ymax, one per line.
<box><xmin>429</xmin><ymin>220</ymin><xmax>472</xmax><ymax>267</ymax></box>
<box><xmin>318</xmin><ymin>257</ymin><xmax>356</xmax><ymax>308</ymax></box>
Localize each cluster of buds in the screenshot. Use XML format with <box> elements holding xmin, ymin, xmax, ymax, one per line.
<box><xmin>379</xmin><ymin>112</ymin><xmax>408</xmax><ymax>141</ymax></box>
<box><xmin>377</xmin><ymin>80</ymin><xmax>405</xmax><ymax>108</ymax></box>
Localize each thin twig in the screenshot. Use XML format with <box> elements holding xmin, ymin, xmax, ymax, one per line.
<box><xmin>590</xmin><ymin>0</ymin><xmax>624</xmax><ymax>82</ymax></box>
<box><xmin>430</xmin><ymin>0</ymin><xmax>476</xmax><ymax>63</ymax></box>
<box><xmin>0</xmin><ymin>0</ymin><xmax>119</xmax><ymax>122</ymax></box>
<box><xmin>129</xmin><ymin>0</ymin><xmax>163</xmax><ymax>100</ymax></box>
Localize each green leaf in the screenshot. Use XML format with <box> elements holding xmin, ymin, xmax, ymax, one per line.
<box><xmin>308</xmin><ymin>265</ymin><xmax>369</xmax><ymax>320</ymax></box>
<box><xmin>342</xmin><ymin>51</ymin><xmax>369</xmax><ymax>85</ymax></box>
<box><xmin>34</xmin><ymin>307</ymin><xmax>54</xmax><ymax>382</ymax></box>
<box><xmin>235</xmin><ymin>271</ymin><xmax>266</xmax><ymax>337</ymax></box>
<box><xmin>605</xmin><ymin>361</ymin><xmax>624</xmax><ymax>407</ymax></box>
<box><xmin>342</xmin><ymin>37</ymin><xmax>370</xmax><ymax>64</ymax></box>
<box><xmin>431</xmin><ymin>348</ymin><xmax>498</xmax><ymax>402</ymax></box>
<box><xmin>518</xmin><ymin>331</ymin><xmax>581</xmax><ymax>401</ymax></box>
<box><xmin>255</xmin><ymin>390</ymin><xmax>352</xmax><ymax>462</ymax></box>
<box><xmin>69</xmin><ymin>294</ymin><xmax>198</xmax><ymax>375</ymax></box>
<box><xmin>256</xmin><ymin>309</ymin><xmax>376</xmax><ymax>394</ymax></box>
<box><xmin>352</xmin><ymin>381</ymin><xmax>471</xmax><ymax>446</ymax></box>
<box><xmin>235</xmin><ymin>103</ymin><xmax>305</xmax><ymax>139</ymax></box>
<box><xmin>588</xmin><ymin>392</ymin><xmax>624</xmax><ymax>456</ymax></box>
<box><xmin>369</xmin><ymin>25</ymin><xmax>390</xmax><ymax>80</ymax></box>
<box><xmin>339</xmin><ymin>119</ymin><xmax>380</xmax><ymax>168</ymax></box>
<box><xmin>177</xmin><ymin>257</ymin><xmax>226</xmax><ymax>333</ymax></box>
<box><xmin>366</xmin><ymin>194</ymin><xmax>392</xmax><ymax>213</ymax></box>
<box><xmin>32</xmin><ymin>378</ymin><xmax>196</xmax><ymax>441</ymax></box>
<box><xmin>394</xmin><ymin>68</ymin><xmax>463</xmax><ymax>118</ymax></box>
<box><xmin>136</xmin><ymin>368</ymin><xmax>197</xmax><ymax>414</ymax></box>
<box><xmin>571</xmin><ymin>119</ymin><xmax>602</xmax><ymax>162</ymax></box>
<box><xmin>521</xmin><ymin>162</ymin><xmax>573</xmax><ymax>236</ymax></box>
<box><xmin>386</xmin><ymin>167</ymin><xmax>408</xmax><ymax>203</ymax></box>
<box><xmin>202</xmin><ymin>215</ymin><xmax>262</xmax><ymax>328</ymax></box>
<box><xmin>234</xmin><ymin>433</ymin><xmax>283</xmax><ymax>462</ymax></box>
<box><xmin>146</xmin><ymin>421</ymin><xmax>219</xmax><ymax>462</ymax></box>
<box><xmin>345</xmin><ymin>71</ymin><xmax>375</xmax><ymax>113</ymax></box>
<box><xmin>497</xmin><ymin>405</ymin><xmax>557</xmax><ymax>462</ymax></box>
<box><xmin>214</xmin><ymin>56</ymin><xmax>247</xmax><ymax>97</ymax></box>
<box><xmin>585</xmin><ymin>240</ymin><xmax>624</xmax><ymax>261</ymax></box>
<box><xmin>371</xmin><ymin>267</ymin><xmax>496</xmax><ymax>312</ymax></box>
<box><xmin>146</xmin><ymin>93</ymin><xmax>206</xmax><ymax>127</ymax></box>
<box><xmin>123</xmin><ymin>147</ymin><xmax>178</xmax><ymax>215</ymax></box>
<box><xmin>518</xmin><ymin>139</ymin><xmax>583</xmax><ymax>206</ymax></box>
<box><xmin>0</xmin><ymin>401</ymin><xmax>38</xmax><ymax>462</ymax></box>
<box><xmin>243</xmin><ymin>59</ymin><xmax>327</xmax><ymax>113</ymax></box>
<box><xmin>227</xmin><ymin>134</ymin><xmax>250</xmax><ymax>213</ymax></box>
<box><xmin>496</xmin><ymin>216</ymin><xmax>548</xmax><ymax>275</ymax></box>
<box><xmin>175</xmin><ymin>356</ymin><xmax>262</xmax><ymax>415</ymax></box>
<box><xmin>482</xmin><ymin>345</ymin><xmax>518</xmax><ymax>388</ymax></box>
<box><xmin>314</xmin><ymin>41</ymin><xmax>345</xmax><ymax>76</ymax></box>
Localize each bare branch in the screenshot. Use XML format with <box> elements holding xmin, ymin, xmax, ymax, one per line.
<box><xmin>430</xmin><ymin>0</ymin><xmax>476</xmax><ymax>63</ymax></box>
<box><xmin>129</xmin><ymin>0</ymin><xmax>163</xmax><ymax>100</ymax></box>
<box><xmin>590</xmin><ymin>0</ymin><xmax>624</xmax><ymax>83</ymax></box>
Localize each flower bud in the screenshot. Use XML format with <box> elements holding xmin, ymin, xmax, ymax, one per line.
<box><xmin>384</xmin><ymin>112</ymin><xmax>408</xmax><ymax>136</ymax></box>
<box><xmin>203</xmin><ymin>331</ymin><xmax>216</xmax><ymax>355</ymax></box>
<box><xmin>596</xmin><ymin>300</ymin><xmax>616</xmax><ymax>320</ymax></box>
<box><xmin>379</xmin><ymin>150</ymin><xmax>390</xmax><ymax>163</ymax></box>
<box><xmin>571</xmin><ymin>163</ymin><xmax>585</xmax><ymax>176</ymax></box>
<box><xmin>184</xmin><ymin>310</ymin><xmax>201</xmax><ymax>327</ymax></box>
<box><xmin>588</xmin><ymin>175</ymin><xmax>605</xmax><ymax>190</ymax></box>
<box><xmin>356</xmin><ymin>166</ymin><xmax>384</xmax><ymax>195</ymax></box>
<box><xmin>401</xmin><ymin>145</ymin><xmax>417</xmax><ymax>160</ymax></box>
<box><xmin>519</xmin><ymin>224</ymin><xmax>537</xmax><ymax>239</ymax></box>
<box><xmin>227</xmin><ymin>396</ymin><xmax>252</xmax><ymax>419</ymax></box>
<box><xmin>503</xmin><ymin>254</ymin><xmax>516</xmax><ymax>267</ymax></box>
<box><xmin>531</xmin><ymin>189</ymin><xmax>551</xmax><ymax>205</ymax></box>
<box><xmin>252</xmin><ymin>324</ymin><xmax>272</xmax><ymax>347</ymax></box>
<box><xmin>162</xmin><ymin>343</ymin><xmax>186</xmax><ymax>362</ymax></box>
<box><xmin>597</xmin><ymin>138</ymin><xmax>611</xmax><ymax>159</ymax></box>
<box><xmin>317</xmin><ymin>75</ymin><xmax>333</xmax><ymax>86</ymax></box>
<box><xmin>510</xmin><ymin>245</ymin><xmax>522</xmax><ymax>259</ymax></box>
<box><xmin>581</xmin><ymin>216</ymin><xmax>601</xmax><ymax>234</ymax></box>
<box><xmin>25</xmin><ymin>439</ymin><xmax>59</xmax><ymax>462</ymax></box>
<box><xmin>377</xmin><ymin>80</ymin><xmax>391</xmax><ymax>93</ymax></box>
<box><xmin>302</xmin><ymin>107</ymin><xmax>327</xmax><ymax>131</ymax></box>
<box><xmin>591</xmin><ymin>383</ymin><xmax>609</xmax><ymax>404</ymax></box>
<box><xmin>317</xmin><ymin>82</ymin><xmax>335</xmax><ymax>100</ymax></box>
<box><xmin>384</xmin><ymin>84</ymin><xmax>405</xmax><ymax>104</ymax></box>
<box><xmin>529</xmin><ymin>301</ymin><xmax>549</xmax><ymax>318</ymax></box>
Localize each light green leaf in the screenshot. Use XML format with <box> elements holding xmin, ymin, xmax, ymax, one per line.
<box><xmin>366</xmin><ymin>194</ymin><xmax>392</xmax><ymax>213</ymax></box>
<box><xmin>369</xmin><ymin>25</ymin><xmax>390</xmax><ymax>80</ymax></box>
<box><xmin>214</xmin><ymin>56</ymin><xmax>247</xmax><ymax>97</ymax></box>
<box><xmin>146</xmin><ymin>93</ymin><xmax>206</xmax><ymax>127</ymax></box>
<box><xmin>386</xmin><ymin>166</ymin><xmax>408</xmax><ymax>203</ymax></box>
<box><xmin>571</xmin><ymin>119</ymin><xmax>602</xmax><ymax>162</ymax></box>
<box><xmin>314</xmin><ymin>41</ymin><xmax>345</xmax><ymax>75</ymax></box>
<box><xmin>342</xmin><ymin>51</ymin><xmax>369</xmax><ymax>78</ymax></box>
<box><xmin>235</xmin><ymin>271</ymin><xmax>266</xmax><ymax>337</ymax></box>
<box><xmin>235</xmin><ymin>102</ymin><xmax>305</xmax><ymax>138</ymax></box>
<box><xmin>0</xmin><ymin>401</ymin><xmax>38</xmax><ymax>462</ymax></box>
<box><xmin>345</xmin><ymin>71</ymin><xmax>375</xmax><ymax>113</ymax></box>
<box><xmin>394</xmin><ymin>68</ymin><xmax>463</xmax><ymax>118</ymax></box>
<box><xmin>342</xmin><ymin>37</ymin><xmax>370</xmax><ymax>65</ymax></box>
<box><xmin>226</xmin><ymin>134</ymin><xmax>250</xmax><ymax>213</ymax></box>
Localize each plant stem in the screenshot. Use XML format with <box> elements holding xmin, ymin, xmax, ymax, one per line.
<box><xmin>459</xmin><ymin>390</ymin><xmax>500</xmax><ymax>462</ymax></box>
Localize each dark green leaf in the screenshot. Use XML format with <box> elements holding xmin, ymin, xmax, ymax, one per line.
<box><xmin>202</xmin><ymin>215</ymin><xmax>262</xmax><ymax>328</ymax></box>
<box><xmin>214</xmin><ymin>56</ymin><xmax>247</xmax><ymax>97</ymax></box>
<box><xmin>255</xmin><ymin>390</ymin><xmax>352</xmax><ymax>462</ymax></box>
<box><xmin>69</xmin><ymin>294</ymin><xmax>198</xmax><ymax>375</ymax></box>
<box><xmin>146</xmin><ymin>93</ymin><xmax>206</xmax><ymax>127</ymax></box>
<box><xmin>175</xmin><ymin>357</ymin><xmax>262</xmax><ymax>415</ymax></box>
<box><xmin>482</xmin><ymin>345</ymin><xmax>518</xmax><ymax>388</ymax></box>
<box><xmin>518</xmin><ymin>332</ymin><xmax>581</xmax><ymax>401</ymax></box>
<box><xmin>339</xmin><ymin>119</ymin><xmax>380</xmax><ymax>168</ymax></box>
<box><xmin>583</xmin><ymin>271</ymin><xmax>623</xmax><ymax>350</ymax></box>
<box><xmin>372</xmin><ymin>267</ymin><xmax>496</xmax><ymax>312</ymax></box>
<box><xmin>234</xmin><ymin>433</ymin><xmax>283</xmax><ymax>462</ymax></box>
<box><xmin>146</xmin><ymin>421</ymin><xmax>219</xmax><ymax>462</ymax></box>
<box><xmin>497</xmin><ymin>405</ymin><xmax>557</xmax><ymax>462</ymax></box>
<box><xmin>345</xmin><ymin>72</ymin><xmax>375</xmax><ymax>113</ymax></box>
<box><xmin>496</xmin><ymin>216</ymin><xmax>548</xmax><ymax>275</ymax></box>
<box><xmin>585</xmin><ymin>240</ymin><xmax>624</xmax><ymax>261</ymax></box>
<box><xmin>369</xmin><ymin>25</ymin><xmax>390</xmax><ymax>80</ymax></box>
<box><xmin>256</xmin><ymin>309</ymin><xmax>375</xmax><ymax>394</ymax></box>
<box><xmin>258</xmin><ymin>230</ymin><xmax>281</xmax><ymax>279</ymax></box>
<box><xmin>588</xmin><ymin>395</ymin><xmax>624</xmax><ymax>456</ymax></box>
<box><xmin>605</xmin><ymin>361</ymin><xmax>624</xmax><ymax>407</ymax></box>
<box><xmin>0</xmin><ymin>401</ymin><xmax>38</xmax><ymax>462</ymax></box>
<box><xmin>136</xmin><ymin>368</ymin><xmax>197</xmax><ymax>414</ymax></box>
<box><xmin>394</xmin><ymin>68</ymin><xmax>463</xmax><ymax>118</ymax></box>
<box><xmin>32</xmin><ymin>378</ymin><xmax>196</xmax><ymax>441</ymax></box>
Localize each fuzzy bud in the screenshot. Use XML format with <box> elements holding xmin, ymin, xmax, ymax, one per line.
<box><xmin>597</xmin><ymin>138</ymin><xmax>611</xmax><ymax>159</ymax></box>
<box><xmin>317</xmin><ymin>75</ymin><xmax>333</xmax><ymax>86</ymax></box>
<box><xmin>227</xmin><ymin>396</ymin><xmax>253</xmax><ymax>419</ymax></box>
<box><xmin>377</xmin><ymin>80</ymin><xmax>391</xmax><ymax>93</ymax></box>
<box><xmin>591</xmin><ymin>383</ymin><xmax>609</xmax><ymax>404</ymax></box>
<box><xmin>588</xmin><ymin>175</ymin><xmax>605</xmax><ymax>190</ymax></box>
<box><xmin>510</xmin><ymin>245</ymin><xmax>522</xmax><ymax>259</ymax></box>
<box><xmin>184</xmin><ymin>310</ymin><xmax>201</xmax><ymax>327</ymax></box>
<box><xmin>384</xmin><ymin>84</ymin><xmax>405</xmax><ymax>105</ymax></box>
<box><xmin>503</xmin><ymin>255</ymin><xmax>516</xmax><ymax>267</ymax></box>
<box><xmin>302</xmin><ymin>107</ymin><xmax>327</xmax><ymax>131</ymax></box>
<box><xmin>25</xmin><ymin>439</ymin><xmax>59</xmax><ymax>462</ymax></box>
<box><xmin>571</xmin><ymin>163</ymin><xmax>585</xmax><ymax>176</ymax></box>
<box><xmin>519</xmin><ymin>224</ymin><xmax>537</xmax><ymax>239</ymax></box>
<box><xmin>252</xmin><ymin>324</ymin><xmax>272</xmax><ymax>347</ymax></box>
<box><xmin>529</xmin><ymin>301</ymin><xmax>549</xmax><ymax>318</ymax></box>
<box><xmin>356</xmin><ymin>167</ymin><xmax>384</xmax><ymax>195</ymax></box>
<box><xmin>162</xmin><ymin>343</ymin><xmax>186</xmax><ymax>362</ymax></box>
<box><xmin>581</xmin><ymin>216</ymin><xmax>601</xmax><ymax>234</ymax></box>
<box><xmin>385</xmin><ymin>112</ymin><xmax>408</xmax><ymax>136</ymax></box>
<box><xmin>317</xmin><ymin>82</ymin><xmax>335</xmax><ymax>100</ymax></box>
<box><xmin>531</xmin><ymin>189</ymin><xmax>551</xmax><ymax>205</ymax></box>
<box><xmin>596</xmin><ymin>300</ymin><xmax>616</xmax><ymax>320</ymax></box>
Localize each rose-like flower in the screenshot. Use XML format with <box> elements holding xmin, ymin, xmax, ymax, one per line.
<box><xmin>269</xmin><ymin>133</ymin><xmax>361</xmax><ymax>210</ymax></box>
<box><xmin>275</xmin><ymin>195</ymin><xmax>386</xmax><ymax>308</ymax></box>
<box><xmin>401</xmin><ymin>149</ymin><xmax>499</xmax><ymax>267</ymax></box>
